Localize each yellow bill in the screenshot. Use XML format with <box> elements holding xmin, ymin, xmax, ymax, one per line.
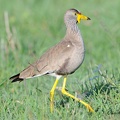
<box><xmin>77</xmin><ymin>13</ymin><xmax>91</xmax><ymax>23</ymax></box>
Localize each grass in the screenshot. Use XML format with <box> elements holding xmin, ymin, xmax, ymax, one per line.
<box><xmin>0</xmin><ymin>0</ymin><xmax>120</xmax><ymax>119</ymax></box>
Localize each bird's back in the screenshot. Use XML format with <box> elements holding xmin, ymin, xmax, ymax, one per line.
<box><xmin>19</xmin><ymin>35</ymin><xmax>84</xmax><ymax>79</ymax></box>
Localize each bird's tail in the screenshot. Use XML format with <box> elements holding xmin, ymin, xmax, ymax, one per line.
<box><xmin>9</xmin><ymin>73</ymin><xmax>24</xmax><ymax>83</ymax></box>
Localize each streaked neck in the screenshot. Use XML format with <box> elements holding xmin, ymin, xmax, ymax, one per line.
<box><xmin>65</xmin><ymin>22</ymin><xmax>82</xmax><ymax>41</ymax></box>
<box><xmin>65</xmin><ymin>21</ymin><xmax>80</xmax><ymax>34</ymax></box>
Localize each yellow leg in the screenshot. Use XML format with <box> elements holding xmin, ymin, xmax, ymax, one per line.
<box><xmin>50</xmin><ymin>79</ymin><xmax>59</xmax><ymax>112</ymax></box>
<box><xmin>61</xmin><ymin>77</ymin><xmax>94</xmax><ymax>112</ymax></box>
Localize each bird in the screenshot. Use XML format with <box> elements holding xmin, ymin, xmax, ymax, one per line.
<box><xmin>10</xmin><ymin>8</ymin><xmax>94</xmax><ymax>112</ymax></box>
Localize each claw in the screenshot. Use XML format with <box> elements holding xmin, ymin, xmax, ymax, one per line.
<box><xmin>86</xmin><ymin>104</ymin><xmax>94</xmax><ymax>112</ymax></box>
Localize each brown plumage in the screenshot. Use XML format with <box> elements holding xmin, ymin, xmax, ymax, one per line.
<box><xmin>10</xmin><ymin>9</ymin><xmax>86</xmax><ymax>82</ymax></box>
<box><xmin>9</xmin><ymin>8</ymin><xmax>94</xmax><ymax>112</ymax></box>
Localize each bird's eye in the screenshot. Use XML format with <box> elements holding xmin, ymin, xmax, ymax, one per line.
<box><xmin>75</xmin><ymin>13</ymin><xmax>77</xmax><ymax>16</ymax></box>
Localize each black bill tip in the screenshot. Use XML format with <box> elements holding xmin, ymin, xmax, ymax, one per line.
<box><xmin>87</xmin><ymin>17</ymin><xmax>91</xmax><ymax>20</ymax></box>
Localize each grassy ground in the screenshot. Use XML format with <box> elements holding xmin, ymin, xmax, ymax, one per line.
<box><xmin>0</xmin><ymin>0</ymin><xmax>120</xmax><ymax>119</ymax></box>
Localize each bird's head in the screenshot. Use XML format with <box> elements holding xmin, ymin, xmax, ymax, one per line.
<box><xmin>64</xmin><ymin>8</ymin><xmax>91</xmax><ymax>25</ymax></box>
